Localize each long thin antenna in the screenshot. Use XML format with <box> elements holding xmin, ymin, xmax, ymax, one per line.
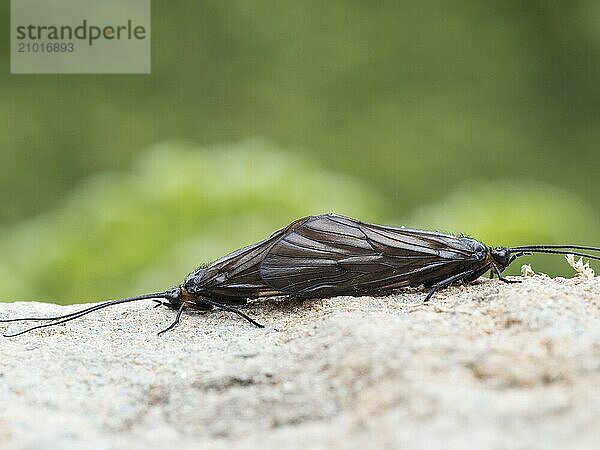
<box><xmin>510</xmin><ymin>245</ymin><xmax>600</xmax><ymax>252</ymax></box>
<box><xmin>1</xmin><ymin>292</ymin><xmax>169</xmax><ymax>337</ymax></box>
<box><xmin>509</xmin><ymin>249</ymin><xmax>600</xmax><ymax>262</ymax></box>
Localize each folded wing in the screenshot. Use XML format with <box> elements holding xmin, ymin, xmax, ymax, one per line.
<box><xmin>260</xmin><ymin>214</ymin><xmax>479</xmax><ymax>297</ymax></box>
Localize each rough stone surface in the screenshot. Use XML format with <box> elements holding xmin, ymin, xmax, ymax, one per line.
<box><xmin>1</xmin><ymin>276</ymin><xmax>599</xmax><ymax>450</ymax></box>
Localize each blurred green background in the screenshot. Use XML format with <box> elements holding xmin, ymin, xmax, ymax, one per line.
<box><xmin>1</xmin><ymin>1</ymin><xmax>599</xmax><ymax>304</ymax></box>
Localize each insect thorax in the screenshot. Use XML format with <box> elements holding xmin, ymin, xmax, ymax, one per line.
<box><xmin>183</xmin><ymin>268</ymin><xmax>207</xmax><ymax>295</ymax></box>
<box><xmin>458</xmin><ymin>237</ymin><xmax>488</xmax><ymax>261</ymax></box>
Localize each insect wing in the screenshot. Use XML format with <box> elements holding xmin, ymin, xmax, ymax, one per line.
<box><xmin>259</xmin><ymin>214</ymin><xmax>481</xmax><ymax>297</ymax></box>
<box><xmin>186</xmin><ymin>217</ymin><xmax>311</xmax><ymax>299</ymax></box>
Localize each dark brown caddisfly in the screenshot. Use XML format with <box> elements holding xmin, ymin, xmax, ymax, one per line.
<box><xmin>2</xmin><ymin>213</ymin><xmax>599</xmax><ymax>336</ymax></box>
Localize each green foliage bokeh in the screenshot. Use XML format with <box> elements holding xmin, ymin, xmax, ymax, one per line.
<box><xmin>0</xmin><ymin>140</ymin><xmax>596</xmax><ymax>304</ymax></box>
<box><xmin>0</xmin><ymin>141</ymin><xmax>388</xmax><ymax>303</ymax></box>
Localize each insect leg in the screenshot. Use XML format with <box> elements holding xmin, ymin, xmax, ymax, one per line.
<box><xmin>423</xmin><ymin>268</ymin><xmax>478</xmax><ymax>303</ymax></box>
<box><xmin>202</xmin><ymin>298</ymin><xmax>265</xmax><ymax>328</ymax></box>
<box><xmin>491</xmin><ymin>264</ymin><xmax>521</xmax><ymax>284</ymax></box>
<box><xmin>157</xmin><ymin>303</ymin><xmax>186</xmax><ymax>336</ymax></box>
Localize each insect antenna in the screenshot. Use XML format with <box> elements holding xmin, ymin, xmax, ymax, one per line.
<box><xmin>509</xmin><ymin>245</ymin><xmax>600</xmax><ymax>253</ymax></box>
<box><xmin>1</xmin><ymin>292</ymin><xmax>170</xmax><ymax>337</ymax></box>
<box><xmin>507</xmin><ymin>247</ymin><xmax>600</xmax><ymax>262</ymax></box>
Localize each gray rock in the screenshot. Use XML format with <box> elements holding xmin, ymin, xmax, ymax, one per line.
<box><xmin>1</xmin><ymin>276</ymin><xmax>599</xmax><ymax>450</ymax></box>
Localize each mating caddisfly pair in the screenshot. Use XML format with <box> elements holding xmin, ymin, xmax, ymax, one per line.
<box><xmin>2</xmin><ymin>214</ymin><xmax>598</xmax><ymax>336</ymax></box>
